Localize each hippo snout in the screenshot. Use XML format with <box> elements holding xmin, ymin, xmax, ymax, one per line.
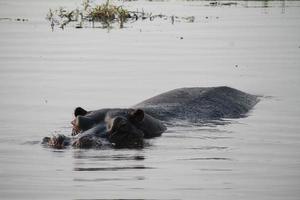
<box><xmin>42</xmin><ymin>134</ymin><xmax>70</xmax><ymax>149</ymax></box>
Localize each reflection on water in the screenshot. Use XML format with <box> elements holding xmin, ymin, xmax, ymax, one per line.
<box><xmin>178</xmin><ymin>157</ymin><xmax>232</xmax><ymax>160</ymax></box>
<box><xmin>185</xmin><ymin>146</ymin><xmax>228</xmax><ymax>150</ymax></box>
<box><xmin>74</xmin><ymin>199</ymin><xmax>162</xmax><ymax>200</ymax></box>
<box><xmin>198</xmin><ymin>168</ymin><xmax>232</xmax><ymax>171</ymax></box>
<box><xmin>139</xmin><ymin>0</ymin><xmax>290</xmax><ymax>11</ymax></box>
<box><xmin>74</xmin><ymin>176</ymin><xmax>145</xmax><ymax>182</ymax></box>
<box><xmin>73</xmin><ymin>153</ymin><xmax>145</xmax><ymax>161</ymax></box>
<box><xmin>241</xmin><ymin>0</ymin><xmax>289</xmax><ymax>14</ymax></box>
<box><xmin>74</xmin><ymin>166</ymin><xmax>154</xmax><ymax>171</ymax></box>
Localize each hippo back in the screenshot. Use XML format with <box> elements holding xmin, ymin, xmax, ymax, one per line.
<box><xmin>133</xmin><ymin>86</ymin><xmax>259</xmax><ymax>122</ymax></box>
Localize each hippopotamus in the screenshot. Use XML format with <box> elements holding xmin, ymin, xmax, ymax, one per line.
<box><xmin>42</xmin><ymin>86</ymin><xmax>259</xmax><ymax>149</ymax></box>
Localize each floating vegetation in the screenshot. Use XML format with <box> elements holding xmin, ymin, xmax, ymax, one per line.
<box><xmin>46</xmin><ymin>0</ymin><xmax>195</xmax><ymax>30</ymax></box>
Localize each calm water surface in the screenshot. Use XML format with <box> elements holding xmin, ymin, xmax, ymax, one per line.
<box><xmin>0</xmin><ymin>0</ymin><xmax>300</xmax><ymax>199</ymax></box>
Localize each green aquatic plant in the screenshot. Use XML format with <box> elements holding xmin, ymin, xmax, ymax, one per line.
<box><xmin>46</xmin><ymin>0</ymin><xmax>196</xmax><ymax>30</ymax></box>
<box><xmin>47</xmin><ymin>0</ymin><xmax>135</xmax><ymax>29</ymax></box>
<box><xmin>46</xmin><ymin>0</ymin><xmax>138</xmax><ymax>30</ymax></box>
<box><xmin>89</xmin><ymin>4</ymin><xmax>130</xmax><ymax>28</ymax></box>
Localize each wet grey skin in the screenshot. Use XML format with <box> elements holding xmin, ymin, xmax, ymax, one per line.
<box><xmin>43</xmin><ymin>86</ymin><xmax>259</xmax><ymax>149</ymax></box>
<box><xmin>133</xmin><ymin>86</ymin><xmax>259</xmax><ymax>121</ymax></box>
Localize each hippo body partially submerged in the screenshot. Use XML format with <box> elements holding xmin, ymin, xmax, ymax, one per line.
<box><xmin>43</xmin><ymin>86</ymin><xmax>259</xmax><ymax>149</ymax></box>
<box><xmin>134</xmin><ymin>86</ymin><xmax>258</xmax><ymax>121</ymax></box>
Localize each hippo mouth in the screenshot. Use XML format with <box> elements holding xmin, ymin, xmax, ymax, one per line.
<box><xmin>42</xmin><ymin>134</ymin><xmax>70</xmax><ymax>149</ymax></box>
<box><xmin>71</xmin><ymin>119</ymin><xmax>81</xmax><ymax>136</ymax></box>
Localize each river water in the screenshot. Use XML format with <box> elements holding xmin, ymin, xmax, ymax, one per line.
<box><xmin>0</xmin><ymin>0</ymin><xmax>300</xmax><ymax>199</ymax></box>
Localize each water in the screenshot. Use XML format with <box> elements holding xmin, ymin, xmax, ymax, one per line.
<box><xmin>0</xmin><ymin>0</ymin><xmax>300</xmax><ymax>199</ymax></box>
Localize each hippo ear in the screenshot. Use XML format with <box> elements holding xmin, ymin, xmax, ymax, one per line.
<box><xmin>130</xmin><ymin>109</ymin><xmax>144</xmax><ymax>122</ymax></box>
<box><xmin>74</xmin><ymin>107</ymin><xmax>88</xmax><ymax>117</ymax></box>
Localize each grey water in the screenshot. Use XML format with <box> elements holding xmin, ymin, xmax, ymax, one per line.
<box><xmin>0</xmin><ymin>0</ymin><xmax>300</xmax><ymax>199</ymax></box>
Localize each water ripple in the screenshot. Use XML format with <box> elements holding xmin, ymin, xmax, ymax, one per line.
<box><xmin>73</xmin><ymin>165</ymin><xmax>154</xmax><ymax>171</ymax></box>
<box><xmin>74</xmin><ymin>176</ymin><xmax>145</xmax><ymax>182</ymax></box>
<box><xmin>185</xmin><ymin>146</ymin><xmax>228</xmax><ymax>150</ymax></box>
<box><xmin>73</xmin><ymin>154</ymin><xmax>145</xmax><ymax>161</ymax></box>
<box><xmin>198</xmin><ymin>168</ymin><xmax>233</xmax><ymax>171</ymax></box>
<box><xmin>178</xmin><ymin>157</ymin><xmax>232</xmax><ymax>161</ymax></box>
<box><xmin>74</xmin><ymin>199</ymin><xmax>168</xmax><ymax>200</ymax></box>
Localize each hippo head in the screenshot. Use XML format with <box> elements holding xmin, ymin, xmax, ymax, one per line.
<box><xmin>105</xmin><ymin>109</ymin><xmax>145</xmax><ymax>148</ymax></box>
<box><xmin>71</xmin><ymin>107</ymin><xmax>166</xmax><ymax>149</ymax></box>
